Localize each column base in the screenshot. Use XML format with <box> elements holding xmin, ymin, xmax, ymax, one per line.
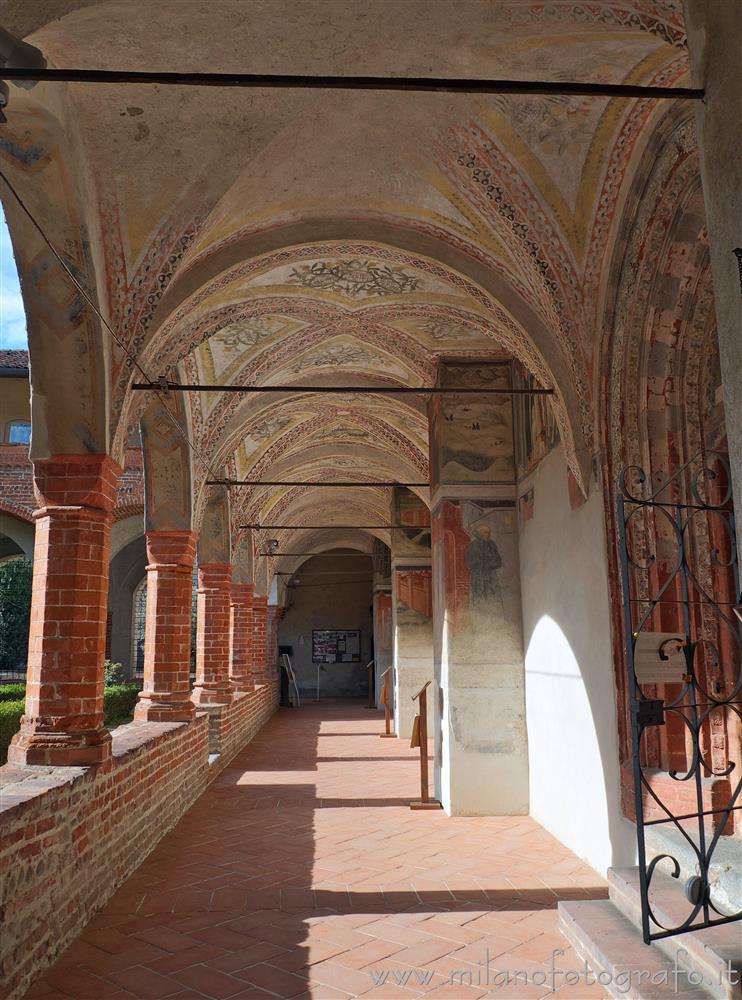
<box><xmin>134</xmin><ymin>693</ymin><xmax>196</xmax><ymax>723</ymax></box>
<box><xmin>191</xmin><ymin>685</ymin><xmax>232</xmax><ymax>706</ymax></box>
<box><xmin>7</xmin><ymin>724</ymin><xmax>112</xmax><ymax>767</ymax></box>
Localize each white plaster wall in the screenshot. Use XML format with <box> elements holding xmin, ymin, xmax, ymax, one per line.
<box><xmin>519</xmin><ymin>444</ymin><xmax>635</xmax><ymax>875</ymax></box>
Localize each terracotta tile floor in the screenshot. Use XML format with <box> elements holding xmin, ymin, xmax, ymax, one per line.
<box><xmin>30</xmin><ymin>701</ymin><xmax>610</xmax><ymax>999</ymax></box>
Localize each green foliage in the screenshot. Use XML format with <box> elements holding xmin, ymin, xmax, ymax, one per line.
<box><xmin>0</xmin><ymin>683</ymin><xmax>141</xmax><ymax>762</ymax></box>
<box><xmin>104</xmin><ymin>660</ymin><xmax>126</xmax><ymax>686</ymax></box>
<box><xmin>0</xmin><ymin>698</ymin><xmax>24</xmax><ymax>760</ymax></box>
<box><xmin>103</xmin><ymin>684</ymin><xmax>139</xmax><ymax>727</ymax></box>
<box><xmin>0</xmin><ymin>558</ymin><xmax>32</xmax><ymax>671</ymax></box>
<box><xmin>0</xmin><ymin>683</ymin><xmax>26</xmax><ymax>702</ymax></box>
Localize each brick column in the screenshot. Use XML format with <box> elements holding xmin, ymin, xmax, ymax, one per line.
<box><xmin>251</xmin><ymin>595</ymin><xmax>268</xmax><ymax>685</ymax></box>
<box><xmin>229</xmin><ymin>581</ymin><xmax>254</xmax><ymax>692</ymax></box>
<box><xmin>8</xmin><ymin>454</ymin><xmax>120</xmax><ymax>766</ymax></box>
<box><xmin>372</xmin><ymin>587</ymin><xmax>392</xmax><ymax>707</ymax></box>
<box><xmin>192</xmin><ymin>562</ymin><xmax>233</xmax><ymax>705</ymax></box>
<box><xmin>266</xmin><ymin>605</ymin><xmax>284</xmax><ymax>682</ymax></box>
<box><xmin>134</xmin><ymin>530</ymin><xmax>197</xmax><ymax>722</ymax></box>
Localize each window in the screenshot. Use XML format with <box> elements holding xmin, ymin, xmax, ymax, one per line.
<box><xmin>7</xmin><ymin>421</ymin><xmax>30</xmax><ymax>445</ymax></box>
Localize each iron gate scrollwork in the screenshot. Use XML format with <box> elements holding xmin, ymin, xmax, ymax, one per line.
<box><xmin>617</xmin><ymin>450</ymin><xmax>742</xmax><ymax>943</ymax></box>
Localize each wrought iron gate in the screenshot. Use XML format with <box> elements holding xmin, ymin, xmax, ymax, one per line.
<box><xmin>617</xmin><ymin>450</ymin><xmax>742</xmax><ymax>943</ymax></box>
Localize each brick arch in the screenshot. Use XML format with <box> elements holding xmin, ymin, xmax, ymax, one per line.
<box><xmin>0</xmin><ymin>499</ymin><xmax>34</xmax><ymax>524</ymax></box>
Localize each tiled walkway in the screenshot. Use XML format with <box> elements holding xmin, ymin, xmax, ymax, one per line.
<box><xmin>31</xmin><ymin>701</ymin><xmax>609</xmax><ymax>999</ymax></box>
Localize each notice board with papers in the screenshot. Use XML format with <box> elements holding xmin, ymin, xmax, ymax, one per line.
<box><xmin>312</xmin><ymin>629</ymin><xmax>361</xmax><ymax>664</ymax></box>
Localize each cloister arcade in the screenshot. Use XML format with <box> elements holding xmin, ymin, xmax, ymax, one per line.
<box><xmin>0</xmin><ymin>3</ymin><xmax>740</xmax><ymax>998</ymax></box>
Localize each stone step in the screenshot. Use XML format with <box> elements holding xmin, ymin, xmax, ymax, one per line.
<box><xmin>645</xmin><ymin>826</ymin><xmax>741</xmax><ymax>916</ymax></box>
<box><xmin>608</xmin><ymin>867</ymin><xmax>742</xmax><ymax>1000</ymax></box>
<box><xmin>559</xmin><ymin>899</ymin><xmax>717</xmax><ymax>1000</ymax></box>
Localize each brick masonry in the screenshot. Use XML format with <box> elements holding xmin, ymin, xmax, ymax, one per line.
<box><xmin>8</xmin><ymin>455</ymin><xmax>121</xmax><ymax>767</ymax></box>
<box><xmin>0</xmin><ymin>681</ymin><xmax>278</xmax><ymax>1000</ymax></box>
<box><xmin>135</xmin><ymin>530</ymin><xmax>198</xmax><ymax>723</ymax></box>
<box><xmin>619</xmin><ymin>762</ymin><xmax>734</xmax><ymax>834</ymax></box>
<box><xmin>229</xmin><ymin>582</ymin><xmax>255</xmax><ymax>691</ymax></box>
<box><xmin>192</xmin><ymin>563</ymin><xmax>234</xmax><ymax>706</ymax></box>
<box><xmin>0</xmin><ymin>445</ymin><xmax>144</xmax><ymax>524</ymax></box>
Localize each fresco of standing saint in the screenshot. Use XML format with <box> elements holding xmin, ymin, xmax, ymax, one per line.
<box><xmin>465</xmin><ymin>525</ymin><xmax>503</xmax><ymax>608</ymax></box>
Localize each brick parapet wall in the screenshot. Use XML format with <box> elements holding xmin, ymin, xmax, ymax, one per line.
<box><xmin>214</xmin><ymin>684</ymin><xmax>278</xmax><ymax>765</ymax></box>
<box><xmin>0</xmin><ymin>681</ymin><xmax>278</xmax><ymax>1000</ymax></box>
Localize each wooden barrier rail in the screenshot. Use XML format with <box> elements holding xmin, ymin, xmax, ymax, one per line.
<box><xmin>409</xmin><ymin>680</ymin><xmax>442</xmax><ymax>809</ymax></box>
<box><xmin>379</xmin><ymin>666</ymin><xmax>395</xmax><ymax>738</ymax></box>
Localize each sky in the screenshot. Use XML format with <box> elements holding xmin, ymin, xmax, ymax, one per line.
<box><xmin>0</xmin><ymin>204</ymin><xmax>28</xmax><ymax>350</ymax></box>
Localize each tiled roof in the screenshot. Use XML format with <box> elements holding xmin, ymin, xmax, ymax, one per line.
<box><xmin>0</xmin><ymin>349</ymin><xmax>29</xmax><ymax>370</ymax></box>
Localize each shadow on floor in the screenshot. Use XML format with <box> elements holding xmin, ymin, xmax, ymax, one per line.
<box><xmin>32</xmin><ymin>700</ymin><xmax>608</xmax><ymax>1000</ymax></box>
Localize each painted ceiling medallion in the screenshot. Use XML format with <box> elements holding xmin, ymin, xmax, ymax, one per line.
<box><xmin>289</xmin><ymin>259</ymin><xmax>420</xmax><ymax>298</ymax></box>
<box><xmin>288</xmin><ymin>344</ymin><xmax>387</xmax><ymax>373</ymax></box>
<box><xmin>214</xmin><ymin>316</ymin><xmax>287</xmax><ymax>352</ymax></box>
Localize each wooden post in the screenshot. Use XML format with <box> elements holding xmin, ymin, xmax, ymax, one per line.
<box><xmin>365</xmin><ymin>659</ymin><xmax>376</xmax><ymax>708</ymax></box>
<box><xmin>379</xmin><ymin>666</ymin><xmax>395</xmax><ymax>738</ymax></box>
<box><xmin>410</xmin><ymin>681</ymin><xmax>442</xmax><ymax>809</ymax></box>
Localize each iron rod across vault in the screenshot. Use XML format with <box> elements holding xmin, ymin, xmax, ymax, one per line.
<box><xmin>132</xmin><ymin>382</ymin><xmax>554</xmax><ymax>395</ymax></box>
<box><xmin>0</xmin><ymin>68</ymin><xmax>704</xmax><ymax>100</ymax></box>
<box><xmin>258</xmin><ymin>552</ymin><xmax>372</xmax><ymax>557</ymax></box>
<box><xmin>208</xmin><ymin>480</ymin><xmax>428</xmax><ymax>487</ymax></box>
<box><xmin>241</xmin><ymin>524</ymin><xmax>402</xmax><ymax>529</ymax></box>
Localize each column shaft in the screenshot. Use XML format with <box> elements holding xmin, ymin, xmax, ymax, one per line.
<box><xmin>192</xmin><ymin>562</ymin><xmax>233</xmax><ymax>705</ymax></box>
<box><xmin>229</xmin><ymin>582</ymin><xmax>254</xmax><ymax>692</ymax></box>
<box><xmin>251</xmin><ymin>595</ymin><xmax>268</xmax><ymax>684</ymax></box>
<box><xmin>134</xmin><ymin>530</ymin><xmax>197</xmax><ymax>722</ymax></box>
<box><xmin>372</xmin><ymin>587</ymin><xmax>392</xmax><ymax>707</ymax></box>
<box><xmin>266</xmin><ymin>606</ymin><xmax>283</xmax><ymax>683</ymax></box>
<box><xmin>8</xmin><ymin>455</ymin><xmax>120</xmax><ymax>766</ymax></box>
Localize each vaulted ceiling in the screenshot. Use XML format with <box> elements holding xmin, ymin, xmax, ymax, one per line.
<box><xmin>0</xmin><ymin>0</ymin><xmax>693</xmax><ymax>576</ymax></box>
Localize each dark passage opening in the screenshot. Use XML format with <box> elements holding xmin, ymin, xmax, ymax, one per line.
<box><xmin>278</xmin><ymin>549</ymin><xmax>373</xmax><ymax>701</ymax></box>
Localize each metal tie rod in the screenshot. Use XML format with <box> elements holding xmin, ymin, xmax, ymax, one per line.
<box><xmin>133</xmin><ymin>381</ymin><xmax>553</xmax><ymax>395</ymax></box>
<box><xmin>0</xmin><ymin>68</ymin><xmax>704</xmax><ymax>100</ymax></box>
<box><xmin>241</xmin><ymin>524</ymin><xmax>403</xmax><ymax>529</ymax></box>
<box><xmin>258</xmin><ymin>551</ymin><xmax>373</xmax><ymax>557</ymax></box>
<box><xmin>208</xmin><ymin>480</ymin><xmax>428</xmax><ymax>487</ymax></box>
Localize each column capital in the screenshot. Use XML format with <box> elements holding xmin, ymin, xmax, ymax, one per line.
<box><xmin>231</xmin><ymin>581</ymin><xmax>255</xmax><ymax>604</ymax></box>
<box><xmin>33</xmin><ymin>453</ymin><xmax>122</xmax><ymax>513</ymax></box>
<box><xmin>197</xmin><ymin>562</ymin><xmax>232</xmax><ymax>590</ymax></box>
<box><xmin>146</xmin><ymin>529</ymin><xmax>197</xmax><ymax>568</ymax></box>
